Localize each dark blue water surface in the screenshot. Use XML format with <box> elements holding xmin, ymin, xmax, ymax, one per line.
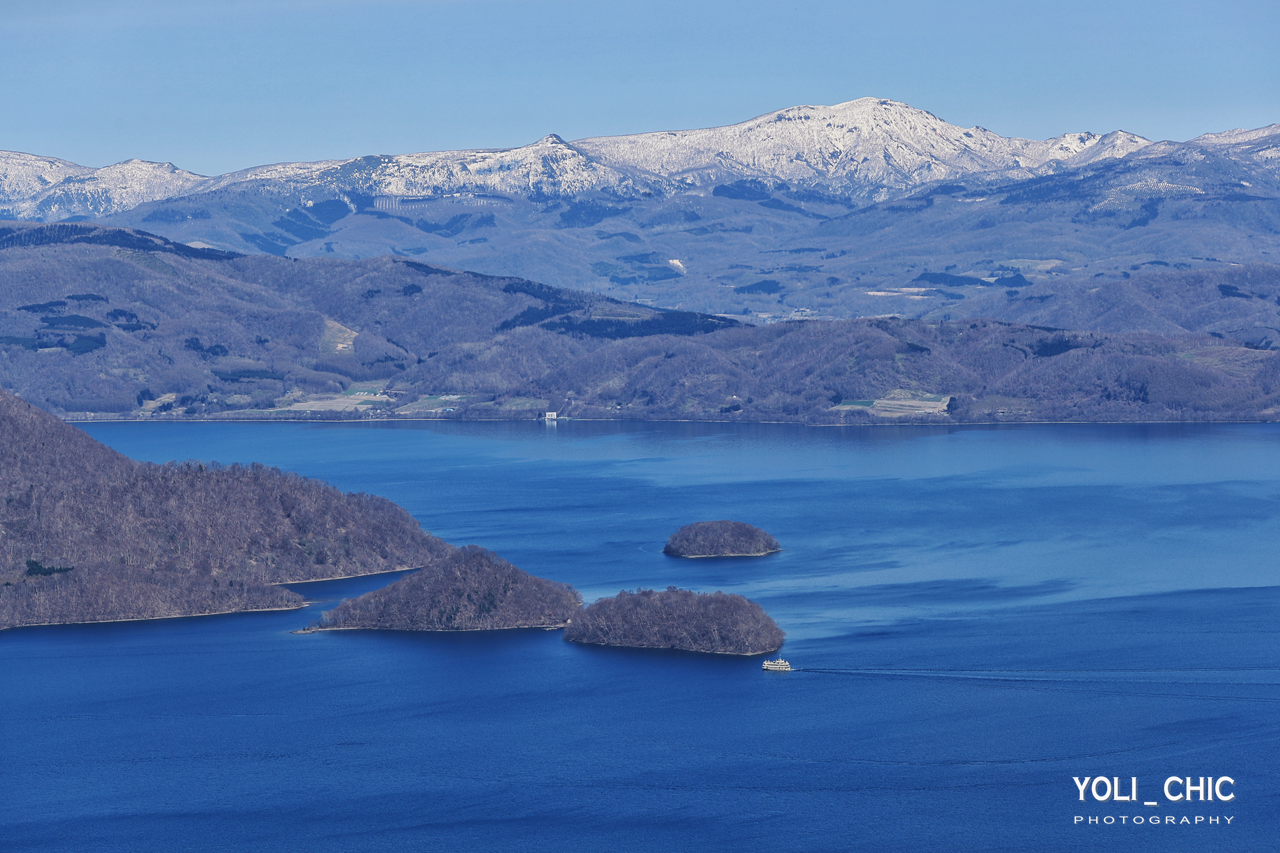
<box><xmin>3</xmin><ymin>421</ymin><xmax>1278</xmax><ymax>852</ymax></box>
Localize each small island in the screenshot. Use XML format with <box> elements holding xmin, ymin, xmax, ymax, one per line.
<box><xmin>663</xmin><ymin>521</ymin><xmax>781</xmax><ymax>558</ymax></box>
<box><xmin>564</xmin><ymin>586</ymin><xmax>784</xmax><ymax>655</ymax></box>
<box><xmin>318</xmin><ymin>545</ymin><xmax>582</xmax><ymax>631</ymax></box>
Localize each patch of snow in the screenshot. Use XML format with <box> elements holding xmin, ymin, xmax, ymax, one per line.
<box><xmin>0</xmin><ymin>151</ymin><xmax>91</xmax><ymax>205</ymax></box>
<box><xmin>0</xmin><ymin>154</ymin><xmax>205</xmax><ymax>219</ymax></box>
<box><xmin>1190</xmin><ymin>124</ymin><xmax>1280</xmax><ymax>146</ymax></box>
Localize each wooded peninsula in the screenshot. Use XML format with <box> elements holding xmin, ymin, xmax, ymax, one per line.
<box><xmin>0</xmin><ymin>387</ymin><xmax>453</xmax><ymax>629</ymax></box>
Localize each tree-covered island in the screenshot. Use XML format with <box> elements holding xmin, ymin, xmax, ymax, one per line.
<box><xmin>317</xmin><ymin>545</ymin><xmax>582</xmax><ymax>631</ymax></box>
<box><xmin>564</xmin><ymin>586</ymin><xmax>784</xmax><ymax>655</ymax></box>
<box><xmin>663</xmin><ymin>521</ymin><xmax>781</xmax><ymax>558</ymax></box>
<box><xmin>0</xmin><ymin>387</ymin><xmax>453</xmax><ymax>630</ymax></box>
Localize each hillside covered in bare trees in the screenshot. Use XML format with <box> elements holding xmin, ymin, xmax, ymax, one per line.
<box><xmin>0</xmin><ymin>387</ymin><xmax>453</xmax><ymax>629</ymax></box>
<box><xmin>319</xmin><ymin>545</ymin><xmax>581</xmax><ymax>631</ymax></box>
<box><xmin>564</xmin><ymin>587</ymin><xmax>785</xmax><ymax>655</ymax></box>
<box><xmin>663</xmin><ymin>521</ymin><xmax>781</xmax><ymax>558</ymax></box>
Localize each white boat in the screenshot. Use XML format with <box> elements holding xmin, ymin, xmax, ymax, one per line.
<box><xmin>762</xmin><ymin>657</ymin><xmax>791</xmax><ymax>671</ymax></box>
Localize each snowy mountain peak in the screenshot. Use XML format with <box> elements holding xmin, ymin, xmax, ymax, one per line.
<box><xmin>574</xmin><ymin>97</ymin><xmax>1153</xmax><ymax>199</ymax></box>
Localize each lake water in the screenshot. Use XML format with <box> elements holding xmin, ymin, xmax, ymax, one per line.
<box><xmin>3</xmin><ymin>420</ymin><xmax>1278</xmax><ymax>852</ymax></box>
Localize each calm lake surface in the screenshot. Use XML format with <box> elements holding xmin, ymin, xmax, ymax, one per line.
<box><xmin>4</xmin><ymin>420</ymin><xmax>1278</xmax><ymax>852</ymax></box>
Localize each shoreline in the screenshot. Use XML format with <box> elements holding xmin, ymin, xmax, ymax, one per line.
<box><xmin>58</xmin><ymin>414</ymin><xmax>1280</xmax><ymax>428</ymax></box>
<box><xmin>304</xmin><ymin>621</ymin><xmax>570</xmax><ymax>634</ymax></box>
<box><xmin>2</xmin><ymin>569</ymin><xmax>438</xmax><ymax>634</ymax></box>
<box><xmin>564</xmin><ymin>637</ymin><xmax>778</xmax><ymax>656</ymax></box>
<box><xmin>0</xmin><ymin>602</ymin><xmax>308</xmax><ymax>633</ymax></box>
<box><xmin>277</xmin><ymin>565</ymin><xmax>423</xmax><ymax>585</ymax></box>
<box><xmin>666</xmin><ymin>548</ymin><xmax>783</xmax><ymax>559</ymax></box>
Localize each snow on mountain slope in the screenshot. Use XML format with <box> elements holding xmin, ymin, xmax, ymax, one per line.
<box><xmin>1</xmin><ymin>158</ymin><xmax>206</xmax><ymax>220</ymax></box>
<box><xmin>5</xmin><ymin>98</ymin><xmax>1276</xmax><ymax>222</ymax></box>
<box><xmin>1186</xmin><ymin>124</ymin><xmax>1280</xmax><ymax>166</ymax></box>
<box><xmin>255</xmin><ymin>102</ymin><xmax>1152</xmax><ymax>203</ymax></box>
<box><xmin>1191</xmin><ymin>124</ymin><xmax>1280</xmax><ymax>146</ymax></box>
<box><xmin>574</xmin><ymin>98</ymin><xmax>1153</xmax><ymax>198</ymax></box>
<box><xmin>199</xmin><ymin>134</ymin><xmax>652</xmax><ymax>200</ymax></box>
<box><xmin>0</xmin><ymin>151</ymin><xmax>91</xmax><ymax>208</ymax></box>
<box><xmin>1054</xmin><ymin>130</ymin><xmax>1152</xmax><ymax>167</ymax></box>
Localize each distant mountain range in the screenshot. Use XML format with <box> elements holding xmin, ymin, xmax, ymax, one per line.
<box><xmin>2</xmin><ymin>98</ymin><xmax>1278</xmax><ymax>321</ymax></box>
<box><xmin>6</xmin><ymin>98</ymin><xmax>1274</xmax><ymax>217</ymax></box>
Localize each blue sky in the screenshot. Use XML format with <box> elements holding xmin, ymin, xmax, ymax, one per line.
<box><xmin>3</xmin><ymin>0</ymin><xmax>1277</xmax><ymax>175</ymax></box>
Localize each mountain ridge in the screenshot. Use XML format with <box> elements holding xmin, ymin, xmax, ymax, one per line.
<box><xmin>576</xmin><ymin>98</ymin><xmax>1154</xmax><ymax>198</ymax></box>
<box><xmin>5</xmin><ymin>97</ymin><xmax>1271</xmax><ymax>222</ymax></box>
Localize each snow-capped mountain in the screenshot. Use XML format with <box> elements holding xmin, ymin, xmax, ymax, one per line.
<box><xmin>1183</xmin><ymin>124</ymin><xmax>1280</xmax><ymax>166</ymax></box>
<box><xmin>0</xmin><ymin>152</ymin><xmax>92</xmax><ymax>208</ymax></box>
<box><xmin>0</xmin><ymin>156</ymin><xmax>205</xmax><ymax>220</ymax></box>
<box><xmin>576</xmin><ymin>98</ymin><xmax>1152</xmax><ymax>198</ymax></box>
<box><xmin>205</xmin><ymin>98</ymin><xmax>1158</xmax><ymax>204</ymax></box>
<box><xmin>197</xmin><ymin>133</ymin><xmax>654</xmax><ymax>200</ymax></box>
<box><xmin>1190</xmin><ymin>124</ymin><xmax>1280</xmax><ymax>147</ymax></box>
<box><xmin>0</xmin><ymin>98</ymin><xmax>1275</xmax><ymax>221</ymax></box>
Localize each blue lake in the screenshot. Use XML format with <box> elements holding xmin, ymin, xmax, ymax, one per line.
<box><xmin>3</xmin><ymin>420</ymin><xmax>1278</xmax><ymax>851</ymax></box>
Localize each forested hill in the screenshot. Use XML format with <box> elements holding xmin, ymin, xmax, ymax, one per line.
<box><xmin>4</xmin><ymin>223</ymin><xmax>1280</xmax><ymax>423</ymax></box>
<box><xmin>0</xmin><ymin>387</ymin><xmax>454</xmax><ymax>629</ymax></box>
<box><xmin>564</xmin><ymin>587</ymin><xmax>785</xmax><ymax>655</ymax></box>
<box><xmin>319</xmin><ymin>545</ymin><xmax>582</xmax><ymax>632</ymax></box>
<box><xmin>0</xmin><ymin>222</ymin><xmax>737</xmax><ymax>416</ymax></box>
